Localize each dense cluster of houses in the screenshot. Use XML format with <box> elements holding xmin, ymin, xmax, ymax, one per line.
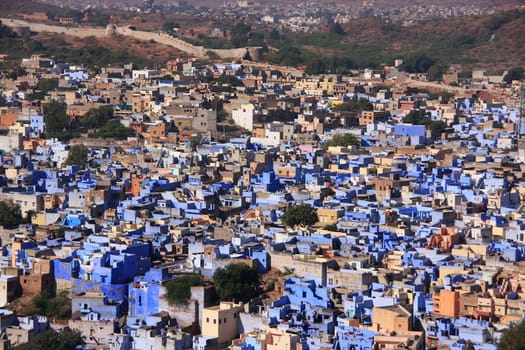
<box><xmin>0</xmin><ymin>53</ymin><xmax>523</xmax><ymax>350</ymax></box>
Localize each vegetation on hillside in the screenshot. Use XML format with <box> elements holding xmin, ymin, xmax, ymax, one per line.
<box><xmin>0</xmin><ymin>8</ymin><xmax>523</xmax><ymax>76</ymax></box>
<box><xmin>0</xmin><ymin>21</ymin><xmax>155</xmax><ymax>70</ymax></box>
<box><xmin>264</xmin><ymin>9</ymin><xmax>525</xmax><ymax>74</ymax></box>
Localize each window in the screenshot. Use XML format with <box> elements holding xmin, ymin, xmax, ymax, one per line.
<box><xmin>138</xmin><ymin>296</ymin><xmax>142</xmax><ymax>306</ymax></box>
<box><xmin>224</xmin><ymin>318</ymin><xmax>227</xmax><ymax>323</ymax></box>
<box><xmin>213</xmin><ymin>319</ymin><xmax>216</xmax><ymax>324</ymax></box>
<box><xmin>206</xmin><ymin>317</ymin><xmax>209</xmax><ymax>323</ymax></box>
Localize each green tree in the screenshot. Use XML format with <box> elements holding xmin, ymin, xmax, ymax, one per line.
<box><xmin>36</xmin><ymin>78</ymin><xmax>59</xmax><ymax>94</ymax></box>
<box><xmin>503</xmin><ymin>67</ymin><xmax>524</xmax><ymax>84</ymax></box>
<box><xmin>217</xmin><ymin>74</ymin><xmax>243</xmax><ymax>87</ymax></box>
<box><xmin>217</xmin><ymin>109</ymin><xmax>228</xmax><ymax>123</ymax></box>
<box><xmin>213</xmin><ymin>263</ymin><xmax>260</xmax><ymax>302</ymax></box>
<box><xmin>14</xmin><ymin>328</ymin><xmax>82</xmax><ymax>350</ymax></box>
<box><xmin>82</xmin><ymin>105</ymin><xmax>114</xmax><ymax>130</ymax></box>
<box><xmin>230</xmin><ymin>23</ymin><xmax>251</xmax><ymax>48</ymax></box>
<box><xmin>331</xmin><ymin>22</ymin><xmax>345</xmax><ymax>35</ymax></box>
<box><xmin>266</xmin><ymin>44</ymin><xmax>303</xmax><ymax>66</ymax></box>
<box><xmin>333</xmin><ymin>98</ymin><xmax>373</xmax><ymax>112</ymax></box>
<box><xmin>32</xmin><ymin>290</ymin><xmax>71</xmax><ymax>320</ymax></box>
<box><xmin>324</xmin><ymin>133</ymin><xmax>361</xmax><ymax>149</ymax></box>
<box><xmin>44</xmin><ymin>101</ymin><xmax>69</xmax><ymax>135</ymax></box>
<box><xmin>426</xmin><ymin>64</ymin><xmax>446</xmax><ymax>82</ymax></box>
<box><xmin>163</xmin><ymin>21</ymin><xmax>180</xmax><ymax>33</ymax></box>
<box><xmin>281</xmin><ymin>204</ymin><xmax>319</xmax><ymax>227</ymax></box>
<box><xmin>0</xmin><ymin>200</ymin><xmax>23</xmax><ymax>228</ymax></box>
<box><xmin>268</xmin><ymin>29</ymin><xmax>280</xmax><ymax>41</ymax></box>
<box><xmin>90</xmin><ymin>119</ymin><xmax>134</xmax><ymax>139</ymax></box>
<box><xmin>7</xmin><ymin>67</ymin><xmax>27</xmax><ymax>80</ymax></box>
<box><xmin>323</xmin><ymin>224</ymin><xmax>339</xmax><ymax>231</ymax></box>
<box><xmin>439</xmin><ymin>92</ymin><xmax>455</xmax><ymax>103</ymax></box>
<box><xmin>402</xmin><ymin>54</ymin><xmax>436</xmax><ymax>73</ymax></box>
<box><xmin>498</xmin><ymin>320</ymin><xmax>525</xmax><ymax>350</ymax></box>
<box><xmin>189</xmin><ymin>137</ymin><xmax>200</xmax><ymax>152</ymax></box>
<box><xmin>306</xmin><ymin>58</ymin><xmax>327</xmax><ymax>75</ymax></box>
<box><xmin>403</xmin><ymin>110</ymin><xmax>447</xmax><ymax>139</ymax></box>
<box><xmin>31</xmin><ymin>78</ymin><xmax>60</xmax><ymax>100</ymax></box>
<box><xmin>65</xmin><ymin>145</ymin><xmax>88</xmax><ymax>168</ymax></box>
<box><xmin>0</xmin><ymin>21</ymin><xmax>13</xmax><ymax>38</ymax></box>
<box><xmin>164</xmin><ymin>274</ymin><xmax>204</xmax><ymax>305</ymax></box>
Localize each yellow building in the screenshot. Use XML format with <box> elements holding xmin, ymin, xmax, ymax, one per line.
<box><xmin>201</xmin><ymin>301</ymin><xmax>244</xmax><ymax>346</ymax></box>
<box><xmin>317</xmin><ymin>208</ymin><xmax>343</xmax><ymax>226</ymax></box>
<box><xmin>372</xmin><ymin>305</ymin><xmax>412</xmax><ymax>334</ymax></box>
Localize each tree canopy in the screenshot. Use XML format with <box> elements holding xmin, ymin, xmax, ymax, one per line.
<box><xmin>0</xmin><ymin>200</ymin><xmax>23</xmax><ymax>228</ymax></box>
<box><xmin>64</xmin><ymin>145</ymin><xmax>89</xmax><ymax>168</ymax></box>
<box><xmin>281</xmin><ymin>204</ymin><xmax>319</xmax><ymax>227</ymax></box>
<box><xmin>81</xmin><ymin>105</ymin><xmax>114</xmax><ymax>130</ymax></box>
<box><xmin>217</xmin><ymin>74</ymin><xmax>243</xmax><ymax>87</ymax></box>
<box><xmin>163</xmin><ymin>21</ymin><xmax>180</xmax><ymax>34</ymax></box>
<box><xmin>402</xmin><ymin>109</ymin><xmax>447</xmax><ymax>139</ymax></box>
<box><xmin>426</xmin><ymin>64</ymin><xmax>446</xmax><ymax>82</ymax></box>
<box><xmin>498</xmin><ymin>320</ymin><xmax>525</xmax><ymax>350</ymax></box>
<box><xmin>333</xmin><ymin>98</ymin><xmax>373</xmax><ymax>112</ymax></box>
<box><xmin>401</xmin><ymin>54</ymin><xmax>436</xmax><ymax>74</ymax></box>
<box><xmin>164</xmin><ymin>274</ymin><xmax>204</xmax><ymax>305</ymax></box>
<box><xmin>32</xmin><ymin>290</ymin><xmax>71</xmax><ymax>320</ymax></box>
<box><xmin>324</xmin><ymin>133</ymin><xmax>360</xmax><ymax>149</ymax></box>
<box><xmin>13</xmin><ymin>328</ymin><xmax>82</xmax><ymax>350</ymax></box>
<box><xmin>503</xmin><ymin>67</ymin><xmax>524</xmax><ymax>84</ymax></box>
<box><xmin>213</xmin><ymin>263</ymin><xmax>260</xmax><ymax>303</ymax></box>
<box><xmin>90</xmin><ymin>119</ymin><xmax>135</xmax><ymax>139</ymax></box>
<box><xmin>44</xmin><ymin>101</ymin><xmax>69</xmax><ymax>136</ymax></box>
<box><xmin>330</xmin><ymin>22</ymin><xmax>345</xmax><ymax>35</ymax></box>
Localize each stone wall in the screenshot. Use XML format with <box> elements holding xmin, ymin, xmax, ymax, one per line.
<box><xmin>1</xmin><ymin>18</ymin><xmax>263</xmax><ymax>60</ymax></box>
<box><xmin>269</xmin><ymin>250</ymin><xmax>328</xmax><ymax>285</ymax></box>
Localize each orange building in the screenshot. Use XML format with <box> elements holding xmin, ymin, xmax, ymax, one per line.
<box><xmin>427</xmin><ymin>227</ymin><xmax>459</xmax><ymax>251</ymax></box>
<box><xmin>0</xmin><ymin>107</ymin><xmax>19</xmax><ymax>127</ymax></box>
<box><xmin>130</xmin><ymin>174</ymin><xmax>145</xmax><ymax>197</ymax></box>
<box><xmin>433</xmin><ymin>289</ymin><xmax>460</xmax><ymax>318</ymax></box>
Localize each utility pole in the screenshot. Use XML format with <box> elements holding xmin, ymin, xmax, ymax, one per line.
<box><xmin>517</xmin><ymin>86</ymin><xmax>525</xmax><ymax>162</ymax></box>
<box><xmin>518</xmin><ymin>84</ymin><xmax>525</xmax><ymax>140</ymax></box>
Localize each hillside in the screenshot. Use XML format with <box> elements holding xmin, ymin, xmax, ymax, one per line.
<box><xmin>275</xmin><ymin>9</ymin><xmax>525</xmax><ymax>73</ymax></box>
<box><xmin>0</xmin><ymin>0</ymin><xmax>523</xmax><ymax>74</ymax></box>
<box><xmin>0</xmin><ymin>23</ymin><xmax>184</xmax><ymax>70</ymax></box>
